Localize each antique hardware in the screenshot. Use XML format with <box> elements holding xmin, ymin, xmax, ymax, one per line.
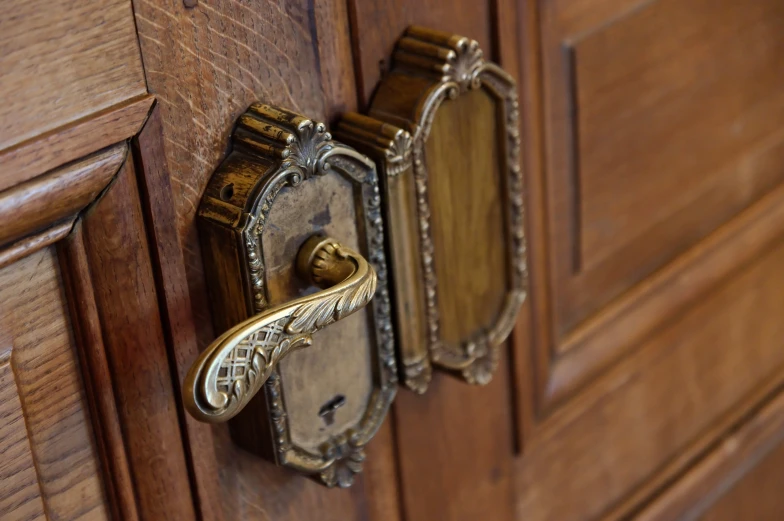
<box><xmin>336</xmin><ymin>26</ymin><xmax>527</xmax><ymax>393</ymax></box>
<box><xmin>184</xmin><ymin>235</ymin><xmax>377</xmax><ymax>423</ymax></box>
<box><xmin>185</xmin><ymin>103</ymin><xmax>396</xmax><ymax>488</ymax></box>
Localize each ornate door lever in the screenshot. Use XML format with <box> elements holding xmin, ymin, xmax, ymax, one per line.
<box><xmin>185</xmin><ymin>103</ymin><xmax>396</xmax><ymax>488</ymax></box>
<box><xmin>184</xmin><ymin>235</ymin><xmax>377</xmax><ymax>423</ymax></box>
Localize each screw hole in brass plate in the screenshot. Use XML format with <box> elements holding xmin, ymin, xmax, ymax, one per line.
<box><xmin>219</xmin><ymin>183</ymin><xmax>234</xmax><ymax>201</ymax></box>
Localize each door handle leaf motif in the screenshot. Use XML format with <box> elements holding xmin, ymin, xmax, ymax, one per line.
<box><xmin>184</xmin><ymin>236</ymin><xmax>377</xmax><ymax>423</ymax></box>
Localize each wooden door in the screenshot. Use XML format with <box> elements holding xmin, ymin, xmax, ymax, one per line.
<box><xmin>3</xmin><ymin>0</ymin><xmax>784</xmax><ymax>520</ymax></box>
<box><xmin>130</xmin><ymin>0</ymin><xmax>784</xmax><ymax>520</ymax></box>
<box><xmin>513</xmin><ymin>1</ymin><xmax>784</xmax><ymax>519</ymax></box>
<box><xmin>0</xmin><ymin>1</ymin><xmax>196</xmax><ymax>519</ymax></box>
<box><xmin>129</xmin><ymin>1</ymin><xmax>784</xmax><ymax>520</ymax></box>
<box><xmin>129</xmin><ymin>2</ymin><xmax>522</xmax><ymax>520</ymax></box>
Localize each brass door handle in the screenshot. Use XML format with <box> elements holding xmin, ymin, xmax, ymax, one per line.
<box><xmin>184</xmin><ymin>236</ymin><xmax>376</xmax><ymax>423</ymax></box>
<box><xmin>185</xmin><ymin>102</ymin><xmax>396</xmax><ymax>488</ymax></box>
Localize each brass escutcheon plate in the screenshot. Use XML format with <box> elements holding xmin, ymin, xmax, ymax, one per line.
<box><xmin>337</xmin><ymin>26</ymin><xmax>528</xmax><ymax>393</ymax></box>
<box><xmin>196</xmin><ymin>103</ymin><xmax>396</xmax><ymax>488</ymax></box>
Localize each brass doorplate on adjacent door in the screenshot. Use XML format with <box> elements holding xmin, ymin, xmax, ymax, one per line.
<box><xmin>186</xmin><ymin>103</ymin><xmax>396</xmax><ymax>488</ymax></box>
<box><xmin>337</xmin><ymin>26</ymin><xmax>528</xmax><ymax>393</ymax></box>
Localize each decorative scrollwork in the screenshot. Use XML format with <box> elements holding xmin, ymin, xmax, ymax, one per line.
<box><xmin>334</xmin><ymin>113</ymin><xmax>413</xmax><ymax>176</ymax></box>
<box><xmin>319</xmin><ymin>433</ymin><xmax>366</xmax><ymax>488</ymax></box>
<box><xmin>235</xmin><ymin>103</ymin><xmax>334</xmax><ymax>181</ymax></box>
<box><xmin>395</xmin><ymin>26</ymin><xmax>485</xmax><ymax>94</ymax></box>
<box><xmin>193</xmin><ymin>102</ymin><xmax>397</xmax><ymax>487</ymax></box>
<box><xmin>184</xmin><ymin>238</ymin><xmax>377</xmax><ymax>423</ymax></box>
<box><xmin>340</xmin><ymin>27</ymin><xmax>528</xmax><ymax>390</ymax></box>
<box><xmin>401</xmin><ymin>359</ymin><xmax>433</xmax><ymax>394</ymax></box>
<box><xmin>233</xmin><ymin>103</ymin><xmax>338</xmax><ymax>312</ymax></box>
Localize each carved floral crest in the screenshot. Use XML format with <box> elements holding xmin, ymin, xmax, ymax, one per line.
<box><xmin>234</xmin><ymin>103</ymin><xmax>335</xmax><ymax>185</ymax></box>
<box><xmin>394</xmin><ymin>26</ymin><xmax>486</xmax><ymax>94</ymax></box>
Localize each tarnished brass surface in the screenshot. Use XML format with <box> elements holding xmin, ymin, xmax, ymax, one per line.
<box><xmin>184</xmin><ymin>236</ymin><xmax>377</xmax><ymax>424</ymax></box>
<box><xmin>337</xmin><ymin>26</ymin><xmax>528</xmax><ymax>392</ymax></box>
<box><xmin>189</xmin><ymin>103</ymin><xmax>396</xmax><ymax>488</ymax></box>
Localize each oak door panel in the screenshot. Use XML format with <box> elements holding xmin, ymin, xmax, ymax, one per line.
<box><xmin>0</xmin><ymin>147</ymin><xmax>122</xmax><ymax>246</ymax></box>
<box><xmin>131</xmin><ymin>2</ymin><xmax>400</xmax><ymax>519</ymax></box>
<box><xmin>514</xmin><ymin>8</ymin><xmax>784</xmax><ymax>516</ymax></box>
<box><xmin>0</xmin><ymin>249</ymin><xmax>110</xmax><ymax>521</ymax></box>
<box><xmin>520</xmin><ymin>0</ymin><xmax>784</xmax><ymax>417</ymax></box>
<box><xmin>697</xmin><ymin>439</ymin><xmax>784</xmax><ymax>521</ymax></box>
<box><xmin>516</xmin><ymin>237</ymin><xmax>784</xmax><ymax>521</ymax></box>
<box><xmin>70</xmin><ymin>154</ymin><xmax>198</xmax><ymax>520</ymax></box>
<box><xmin>0</xmin><ymin>0</ymin><xmax>146</xmax><ymax>153</ymax></box>
<box><xmin>555</xmin><ymin>0</ymin><xmax>784</xmax><ymax>334</ymax></box>
<box><xmin>635</xmin><ymin>387</ymin><xmax>784</xmax><ymax>521</ymax></box>
<box><xmin>0</xmin><ymin>358</ymin><xmax>47</xmax><ymax>520</ymax></box>
<box><xmin>0</xmin><ymin>122</ymin><xmax>197</xmax><ymax>521</ymax></box>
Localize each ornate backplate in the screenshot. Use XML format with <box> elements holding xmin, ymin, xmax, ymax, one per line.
<box><xmin>337</xmin><ymin>26</ymin><xmax>527</xmax><ymax>393</ymax></box>
<box><xmin>197</xmin><ymin>103</ymin><xmax>396</xmax><ymax>487</ymax></box>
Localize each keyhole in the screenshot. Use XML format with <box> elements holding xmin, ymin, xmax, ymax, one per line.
<box><xmin>318</xmin><ymin>394</ymin><xmax>346</xmax><ymax>426</ymax></box>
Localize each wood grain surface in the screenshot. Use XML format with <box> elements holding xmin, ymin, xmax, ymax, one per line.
<box><xmin>394</xmin><ymin>355</ymin><xmax>515</xmax><ymax>521</ymax></box>
<box><xmin>514</xmin><ymin>11</ymin><xmax>784</xmax><ymax>513</ymax></box>
<box><xmin>519</xmin><ymin>0</ymin><xmax>784</xmax><ymax>430</ymax></box>
<box><xmin>505</xmin><ymin>0</ymin><xmax>784</xmax><ymax>433</ymax></box>
<box><xmin>697</xmin><ymin>438</ymin><xmax>784</xmax><ymax>521</ymax></box>
<box><xmin>635</xmin><ymin>384</ymin><xmax>784</xmax><ymax>520</ymax></box>
<box><xmin>543</xmin><ymin>182</ymin><xmax>784</xmax><ymax>409</ymax></box>
<box><xmin>132</xmin><ymin>105</ymin><xmax>226</xmax><ymax>521</ymax></box>
<box><xmin>0</xmin><ymin>248</ymin><xmax>110</xmax><ymax>521</ymax></box>
<box><xmin>516</xmin><ymin>236</ymin><xmax>784</xmax><ymax>521</ymax></box>
<box><xmin>59</xmin><ymin>223</ymin><xmax>140</xmax><ymax>521</ymax></box>
<box><xmin>132</xmin><ymin>2</ymin><xmax>401</xmax><ymax>519</ymax></box>
<box><xmin>0</xmin><ymin>0</ymin><xmax>146</xmax><ymax>152</ymax></box>
<box><xmin>0</xmin><ymin>222</ymin><xmax>73</xmax><ymax>270</ymax></box>
<box><xmin>0</xmin><ymin>145</ymin><xmax>126</xmax><ymax>247</ymax></box>
<box><xmin>0</xmin><ymin>95</ymin><xmax>153</xmax><ymax>193</ymax></box>
<box><xmin>76</xmin><ymin>156</ymin><xmax>197</xmax><ymax>520</ymax></box>
<box><xmin>0</xmin><ymin>354</ymin><xmax>46</xmax><ymax>521</ymax></box>
<box><xmin>500</xmin><ymin>1</ymin><xmax>784</xmax><ymax>519</ymax></box>
<box><xmin>549</xmin><ymin>0</ymin><xmax>784</xmax><ymax>335</ymax></box>
<box><xmin>573</xmin><ymin>0</ymin><xmax>784</xmax><ymax>276</ymax></box>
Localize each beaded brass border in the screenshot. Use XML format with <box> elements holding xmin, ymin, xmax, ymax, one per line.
<box><xmin>339</xmin><ymin>26</ymin><xmax>527</xmax><ymax>391</ymax></box>
<box><xmin>196</xmin><ymin>103</ymin><xmax>396</xmax><ymax>487</ymax></box>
